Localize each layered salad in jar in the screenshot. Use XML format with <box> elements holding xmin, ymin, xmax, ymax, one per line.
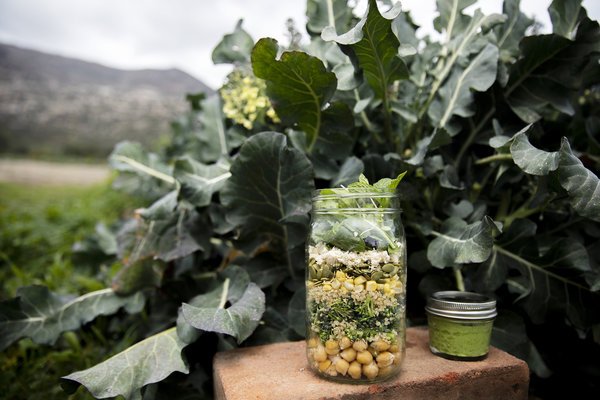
<box><xmin>306</xmin><ymin>174</ymin><xmax>406</xmax><ymax>383</ymax></box>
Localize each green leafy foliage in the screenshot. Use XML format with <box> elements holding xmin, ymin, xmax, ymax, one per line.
<box><xmin>0</xmin><ymin>286</ymin><xmax>144</xmax><ymax>351</ymax></box>
<box><xmin>252</xmin><ymin>38</ymin><xmax>353</xmax><ymax>157</ymax></box>
<box><xmin>221</xmin><ymin>131</ymin><xmax>314</xmax><ymax>260</ymax></box>
<box><xmin>62</xmin><ymin>327</ymin><xmax>189</xmax><ymax>400</ymax></box>
<box><xmin>182</xmin><ymin>282</ymin><xmax>265</xmax><ymax>344</ymax></box>
<box><xmin>306</xmin><ymin>0</ymin><xmax>352</xmax><ymax>36</ymax></box>
<box><xmin>504</xmin><ymin>16</ymin><xmax>600</xmax><ymax>123</ymax></box>
<box><xmin>427</xmin><ymin>216</ymin><xmax>499</xmax><ymax>268</ymax></box>
<box><xmin>0</xmin><ymin>181</ymin><xmax>142</xmax><ymax>299</ymax></box>
<box><xmin>3</xmin><ymin>1</ymin><xmax>600</xmax><ymax>399</ymax></box>
<box><xmin>322</xmin><ymin>0</ymin><xmax>408</xmax><ymax>101</ymax></box>
<box><xmin>212</xmin><ymin>19</ymin><xmax>255</xmax><ymax>64</ymax></box>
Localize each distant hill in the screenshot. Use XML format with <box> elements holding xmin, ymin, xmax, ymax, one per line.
<box><xmin>0</xmin><ymin>42</ymin><xmax>214</xmax><ymax>157</ymax></box>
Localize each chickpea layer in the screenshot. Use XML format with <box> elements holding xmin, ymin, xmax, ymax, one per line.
<box><xmin>308</xmin><ymin>335</ymin><xmax>402</xmax><ymax>381</ymax></box>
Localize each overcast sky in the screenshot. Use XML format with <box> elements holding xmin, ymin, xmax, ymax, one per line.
<box><xmin>1</xmin><ymin>0</ymin><xmax>599</xmax><ymax>90</ymax></box>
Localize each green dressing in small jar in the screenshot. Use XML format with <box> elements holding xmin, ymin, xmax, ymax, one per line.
<box><xmin>426</xmin><ymin>291</ymin><xmax>496</xmax><ymax>361</ymax></box>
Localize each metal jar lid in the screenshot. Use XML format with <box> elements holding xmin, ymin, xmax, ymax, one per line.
<box><xmin>425</xmin><ymin>291</ymin><xmax>497</xmax><ymax>320</ymax></box>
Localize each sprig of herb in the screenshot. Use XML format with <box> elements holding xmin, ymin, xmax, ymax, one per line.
<box><xmin>312</xmin><ymin>173</ymin><xmax>406</xmax><ymax>251</ymax></box>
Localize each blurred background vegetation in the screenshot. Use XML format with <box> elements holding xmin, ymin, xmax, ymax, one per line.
<box><xmin>0</xmin><ymin>179</ymin><xmax>145</xmax><ymax>399</ymax></box>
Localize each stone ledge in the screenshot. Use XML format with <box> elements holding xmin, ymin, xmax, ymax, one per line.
<box><xmin>213</xmin><ymin>327</ymin><xmax>529</xmax><ymax>400</ymax></box>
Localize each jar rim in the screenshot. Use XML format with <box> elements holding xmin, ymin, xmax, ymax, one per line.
<box><xmin>426</xmin><ymin>291</ymin><xmax>497</xmax><ymax>320</ymax></box>
<box><xmin>312</xmin><ymin>187</ymin><xmax>400</xmax><ymax>200</ymax></box>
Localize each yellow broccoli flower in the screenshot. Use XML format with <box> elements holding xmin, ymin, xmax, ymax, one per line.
<box><xmin>219</xmin><ymin>68</ymin><xmax>279</xmax><ymax>130</ymax></box>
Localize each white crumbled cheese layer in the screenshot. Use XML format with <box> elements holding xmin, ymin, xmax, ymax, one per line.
<box><xmin>309</xmin><ymin>242</ymin><xmax>402</xmax><ymax>268</ymax></box>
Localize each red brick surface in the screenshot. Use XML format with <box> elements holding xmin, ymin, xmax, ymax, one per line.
<box><xmin>213</xmin><ymin>327</ymin><xmax>529</xmax><ymax>400</ymax></box>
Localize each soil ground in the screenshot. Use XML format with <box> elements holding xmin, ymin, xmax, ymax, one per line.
<box><xmin>0</xmin><ymin>158</ymin><xmax>110</xmax><ymax>185</ymax></box>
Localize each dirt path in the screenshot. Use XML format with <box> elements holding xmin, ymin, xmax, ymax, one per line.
<box><xmin>0</xmin><ymin>158</ymin><xmax>110</xmax><ymax>185</ymax></box>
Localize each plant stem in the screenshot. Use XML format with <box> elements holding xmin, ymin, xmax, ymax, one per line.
<box><xmin>218</xmin><ymin>278</ymin><xmax>231</xmax><ymax>309</ymax></box>
<box><xmin>453</xmin><ymin>265</ymin><xmax>465</xmax><ymax>291</ymax></box>
<box><xmin>453</xmin><ymin>106</ymin><xmax>496</xmax><ymax>168</ymax></box>
<box><xmin>383</xmin><ymin>95</ymin><xmax>393</xmax><ymax>144</ymax></box>
<box><xmin>112</xmin><ymin>155</ymin><xmax>176</xmax><ymax>184</ymax></box>
<box><xmin>499</xmin><ymin>186</ymin><xmax>549</xmax><ymax>230</ymax></box>
<box><xmin>354</xmin><ymin>89</ymin><xmax>382</xmax><ymax>143</ymax></box>
<box><xmin>493</xmin><ymin>245</ymin><xmax>595</xmax><ymax>293</ymax></box>
<box><xmin>475</xmin><ymin>153</ymin><xmax>513</xmax><ymax>165</ymax></box>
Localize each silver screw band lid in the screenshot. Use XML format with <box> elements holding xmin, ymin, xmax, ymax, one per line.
<box><xmin>425</xmin><ymin>291</ymin><xmax>497</xmax><ymax>320</ymax></box>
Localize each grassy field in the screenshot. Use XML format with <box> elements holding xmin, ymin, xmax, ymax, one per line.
<box><xmin>0</xmin><ymin>179</ymin><xmax>142</xmax><ymax>298</ymax></box>
<box><xmin>0</xmin><ymin>178</ymin><xmax>145</xmax><ymax>400</ymax></box>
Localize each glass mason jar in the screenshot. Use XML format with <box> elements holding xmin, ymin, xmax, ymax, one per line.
<box><xmin>305</xmin><ymin>188</ymin><xmax>406</xmax><ymax>383</ymax></box>
<box><xmin>426</xmin><ymin>291</ymin><xmax>497</xmax><ymax>361</ymax></box>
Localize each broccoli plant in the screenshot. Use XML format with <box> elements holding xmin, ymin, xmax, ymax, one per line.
<box><xmin>1</xmin><ymin>0</ymin><xmax>599</xmax><ymax>398</ymax></box>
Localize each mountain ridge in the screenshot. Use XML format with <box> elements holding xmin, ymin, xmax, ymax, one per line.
<box><xmin>0</xmin><ymin>42</ymin><xmax>214</xmax><ymax>157</ymax></box>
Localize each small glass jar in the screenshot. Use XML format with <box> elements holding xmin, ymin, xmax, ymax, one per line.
<box><xmin>426</xmin><ymin>291</ymin><xmax>497</xmax><ymax>361</ymax></box>
<box><xmin>305</xmin><ymin>188</ymin><xmax>406</xmax><ymax>383</ymax></box>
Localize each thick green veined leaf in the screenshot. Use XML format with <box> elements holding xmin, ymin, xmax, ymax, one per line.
<box><xmin>419</xmin><ymin>9</ymin><xmax>506</xmax><ymax>119</ymax></box>
<box><xmin>195</xmin><ymin>96</ymin><xmax>230</xmax><ymax>163</ymax></box>
<box><xmin>444</xmin><ymin>199</ymin><xmax>475</xmax><ymax>219</ymax></box>
<box><xmin>333</xmin><ymin>61</ymin><xmax>362</xmax><ymax>90</ymax></box>
<box><xmin>220</xmin><ymin>132</ymin><xmax>314</xmax><ymax>274</ymax></box>
<box><xmin>427</xmin><ymin>216</ymin><xmax>498</xmax><ymax>268</ymax></box>
<box><xmin>0</xmin><ymin>286</ymin><xmax>144</xmax><ymax>351</ymax></box>
<box><xmin>510</xmin><ymin>127</ymin><xmax>560</xmax><ymax>175</ymax></box>
<box><xmin>322</xmin><ymin>0</ymin><xmax>408</xmax><ymax>101</ymax></box>
<box><xmin>473</xmin><ymin>219</ymin><xmax>597</xmax><ymax>329</ymax></box>
<box><xmin>471</xmin><ymin>219</ymin><xmax>537</xmax><ymax>292</ymax></box>
<box><xmin>433</xmin><ymin>0</ymin><xmax>477</xmax><ymax>39</ymax></box>
<box><xmin>504</xmin><ymin>35</ymin><xmax>572</xmax><ymax>122</ymax></box>
<box><xmin>62</xmin><ymin>327</ymin><xmax>188</xmax><ymax>400</ymax></box>
<box><xmin>109</xmin><ymin>141</ymin><xmax>175</xmax><ymax>185</ymax></box>
<box><xmin>549</xmin><ymin>0</ymin><xmax>585</xmax><ymax>39</ymax></box>
<box><xmin>509</xmin><ymin>132</ymin><xmax>600</xmax><ymax>221</ymax></box>
<box><xmin>175</xmin><ymin>266</ymin><xmax>252</xmax><ymax>346</ymax></box>
<box><xmin>252</xmin><ymin>38</ymin><xmax>353</xmax><ymax>156</ymax></box>
<box><xmin>212</xmin><ymin>19</ymin><xmax>254</xmax><ymax>64</ymax></box>
<box><xmin>558</xmin><ymin>139</ymin><xmax>600</xmax><ymax>221</ymax></box>
<box><xmin>505</xmin><ymin>17</ymin><xmax>600</xmax><ymax>123</ymax></box>
<box><xmin>182</xmin><ymin>282</ymin><xmax>265</xmax><ymax>344</ymax></box>
<box><xmin>229</xmin><ymin>254</ymin><xmax>288</xmax><ymax>289</ymax></box>
<box><xmin>392</xmin><ymin>11</ymin><xmax>420</xmax><ymax>50</ymax></box>
<box><xmin>330</xmin><ymin>156</ymin><xmax>364</xmax><ymax>187</ymax></box>
<box><xmin>116</xmin><ymin>192</ymin><xmax>211</xmax><ymax>266</ymax></box>
<box><xmin>306</xmin><ymin>0</ymin><xmax>352</xmax><ymax>35</ymax></box>
<box><xmin>439</xmin><ymin>164</ymin><xmax>464</xmax><ymax>190</ymax></box>
<box><xmin>173</xmin><ymin>156</ymin><xmax>231</xmax><ymax>207</ymax></box>
<box><xmin>429</xmin><ymin>43</ymin><xmax>499</xmax><ymax>128</ymax></box>
<box><xmin>405</xmin><ymin>128</ymin><xmax>452</xmax><ymax>166</ymax></box>
<box><xmin>315</xmin><ymin>101</ymin><xmax>355</xmax><ymax>160</ymax></box>
<box><xmin>491</xmin><ymin>311</ymin><xmax>551</xmax><ymax>378</ymax></box>
<box><xmin>111</xmin><ymin>258</ymin><xmax>168</xmax><ymax>295</ymax></box>
<box><xmin>494</xmin><ymin>0</ymin><xmax>534</xmax><ymax>60</ymax></box>
<box><xmin>491</xmin><ymin>233</ymin><xmax>598</xmax><ymax>329</ymax></box>
<box><xmin>287</xmin><ymin>287</ymin><xmax>306</xmax><ymax>337</ymax></box>
<box><xmin>253</xmin><ymin>39</ymin><xmax>355</xmax><ymax>157</ymax></box>
<box><xmin>139</xmin><ymin>190</ymin><xmax>178</xmax><ymax>220</ymax></box>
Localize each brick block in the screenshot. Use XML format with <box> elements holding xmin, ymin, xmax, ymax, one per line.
<box><xmin>213</xmin><ymin>326</ymin><xmax>529</xmax><ymax>400</ymax></box>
